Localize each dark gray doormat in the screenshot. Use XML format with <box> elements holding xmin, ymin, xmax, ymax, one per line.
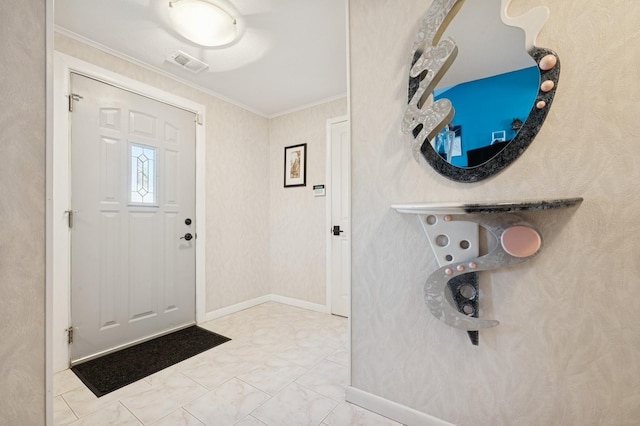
<box><xmin>71</xmin><ymin>326</ymin><xmax>231</xmax><ymax>397</ymax></box>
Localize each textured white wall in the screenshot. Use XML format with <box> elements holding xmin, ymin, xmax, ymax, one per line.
<box><xmin>54</xmin><ymin>33</ymin><xmax>271</xmax><ymax>312</ymax></box>
<box><xmin>349</xmin><ymin>0</ymin><xmax>639</xmax><ymax>425</ymax></box>
<box><xmin>269</xmin><ymin>99</ymin><xmax>348</xmax><ymax>305</ymax></box>
<box><xmin>205</xmin><ymin>103</ymin><xmax>271</xmax><ymax>310</ymax></box>
<box><xmin>0</xmin><ymin>0</ymin><xmax>46</xmax><ymax>423</ymax></box>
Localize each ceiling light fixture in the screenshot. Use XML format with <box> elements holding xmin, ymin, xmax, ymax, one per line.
<box><xmin>168</xmin><ymin>0</ymin><xmax>237</xmax><ymax>47</ymax></box>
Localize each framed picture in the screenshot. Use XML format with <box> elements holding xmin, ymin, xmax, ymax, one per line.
<box><xmin>284</xmin><ymin>143</ymin><xmax>307</xmax><ymax>187</ymax></box>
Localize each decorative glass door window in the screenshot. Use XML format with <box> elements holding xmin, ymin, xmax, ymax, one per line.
<box><xmin>130</xmin><ymin>143</ymin><xmax>157</xmax><ymax>205</ymax></box>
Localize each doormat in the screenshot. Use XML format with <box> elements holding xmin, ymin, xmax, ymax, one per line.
<box><xmin>71</xmin><ymin>326</ymin><xmax>231</xmax><ymax>397</ymax></box>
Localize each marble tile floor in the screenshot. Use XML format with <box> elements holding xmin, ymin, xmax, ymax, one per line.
<box><xmin>54</xmin><ymin>302</ymin><xmax>403</xmax><ymax>426</ymax></box>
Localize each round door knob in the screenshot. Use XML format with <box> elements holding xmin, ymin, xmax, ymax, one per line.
<box><xmin>180</xmin><ymin>233</ymin><xmax>193</xmax><ymax>241</ymax></box>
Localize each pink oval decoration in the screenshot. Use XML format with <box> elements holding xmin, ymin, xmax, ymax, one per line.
<box><xmin>539</xmin><ymin>54</ymin><xmax>557</xmax><ymax>71</ymax></box>
<box><xmin>540</xmin><ymin>80</ymin><xmax>555</xmax><ymax>92</ymax></box>
<box><xmin>501</xmin><ymin>225</ymin><xmax>542</xmax><ymax>258</ymax></box>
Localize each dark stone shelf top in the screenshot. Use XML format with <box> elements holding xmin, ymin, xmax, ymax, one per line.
<box><xmin>392</xmin><ymin>197</ymin><xmax>583</xmax><ymax>215</ymax></box>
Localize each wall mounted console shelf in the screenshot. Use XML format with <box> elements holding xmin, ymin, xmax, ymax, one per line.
<box><xmin>392</xmin><ymin>198</ymin><xmax>583</xmax><ymax>345</ymax></box>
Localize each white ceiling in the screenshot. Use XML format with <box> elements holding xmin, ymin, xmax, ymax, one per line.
<box><xmin>436</xmin><ymin>0</ymin><xmax>538</xmax><ymax>90</ymax></box>
<box><xmin>54</xmin><ymin>0</ymin><xmax>348</xmax><ymax>117</ymax></box>
<box><xmin>54</xmin><ymin>0</ymin><xmax>539</xmax><ymax>118</ymax></box>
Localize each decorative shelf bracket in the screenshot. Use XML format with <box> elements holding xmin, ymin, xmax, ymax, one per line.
<box><xmin>392</xmin><ymin>198</ymin><xmax>583</xmax><ymax>345</ymax></box>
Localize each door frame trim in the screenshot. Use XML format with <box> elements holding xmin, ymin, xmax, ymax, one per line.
<box><xmin>325</xmin><ymin>115</ymin><xmax>350</xmax><ymax>317</ymax></box>
<box><xmin>52</xmin><ymin>52</ymin><xmax>207</xmax><ymax>372</ymax></box>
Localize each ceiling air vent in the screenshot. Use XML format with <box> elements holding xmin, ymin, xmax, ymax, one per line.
<box><xmin>167</xmin><ymin>50</ymin><xmax>209</xmax><ymax>74</ymax></box>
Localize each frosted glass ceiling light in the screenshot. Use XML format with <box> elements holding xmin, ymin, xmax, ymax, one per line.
<box><xmin>168</xmin><ymin>0</ymin><xmax>237</xmax><ymax>47</ymax></box>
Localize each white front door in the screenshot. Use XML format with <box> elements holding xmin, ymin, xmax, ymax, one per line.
<box><xmin>70</xmin><ymin>73</ymin><xmax>196</xmax><ymax>363</ymax></box>
<box><xmin>329</xmin><ymin>118</ymin><xmax>350</xmax><ymax>317</ymax></box>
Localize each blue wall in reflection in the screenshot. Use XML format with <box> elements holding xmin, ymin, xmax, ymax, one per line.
<box><xmin>435</xmin><ymin>66</ymin><xmax>539</xmax><ymax>167</ymax></box>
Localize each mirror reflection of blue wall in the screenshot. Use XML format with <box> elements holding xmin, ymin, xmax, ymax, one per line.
<box><xmin>435</xmin><ymin>66</ymin><xmax>539</xmax><ymax>167</ymax></box>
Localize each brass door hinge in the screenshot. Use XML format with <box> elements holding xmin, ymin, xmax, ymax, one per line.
<box><xmin>65</xmin><ymin>210</ymin><xmax>74</xmax><ymax>229</ymax></box>
<box><xmin>68</xmin><ymin>93</ymin><xmax>84</xmax><ymax>112</ymax></box>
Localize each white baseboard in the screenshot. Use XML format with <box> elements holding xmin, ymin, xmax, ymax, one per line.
<box><xmin>269</xmin><ymin>294</ymin><xmax>328</xmax><ymax>314</ymax></box>
<box><xmin>203</xmin><ymin>294</ymin><xmax>328</xmax><ymax>322</ymax></box>
<box><xmin>204</xmin><ymin>295</ymin><xmax>271</xmax><ymax>322</ymax></box>
<box><xmin>345</xmin><ymin>386</ymin><xmax>454</xmax><ymax>426</ymax></box>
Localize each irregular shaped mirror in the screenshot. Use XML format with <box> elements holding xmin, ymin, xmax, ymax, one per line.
<box><xmin>402</xmin><ymin>0</ymin><xmax>560</xmax><ymax>182</ymax></box>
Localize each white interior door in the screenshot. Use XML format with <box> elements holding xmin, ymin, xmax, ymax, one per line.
<box><xmin>70</xmin><ymin>73</ymin><xmax>196</xmax><ymax>363</ymax></box>
<box><xmin>329</xmin><ymin>118</ymin><xmax>350</xmax><ymax>317</ymax></box>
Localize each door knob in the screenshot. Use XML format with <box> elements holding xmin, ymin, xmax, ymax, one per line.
<box><xmin>185</xmin><ymin>218</ymin><xmax>192</xmax><ymax>226</ymax></box>
<box><xmin>180</xmin><ymin>233</ymin><xmax>193</xmax><ymax>241</ymax></box>
<box><xmin>332</xmin><ymin>226</ymin><xmax>344</xmax><ymax>236</ymax></box>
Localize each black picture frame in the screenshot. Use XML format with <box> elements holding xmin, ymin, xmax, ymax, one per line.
<box><xmin>284</xmin><ymin>143</ymin><xmax>307</xmax><ymax>187</ymax></box>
